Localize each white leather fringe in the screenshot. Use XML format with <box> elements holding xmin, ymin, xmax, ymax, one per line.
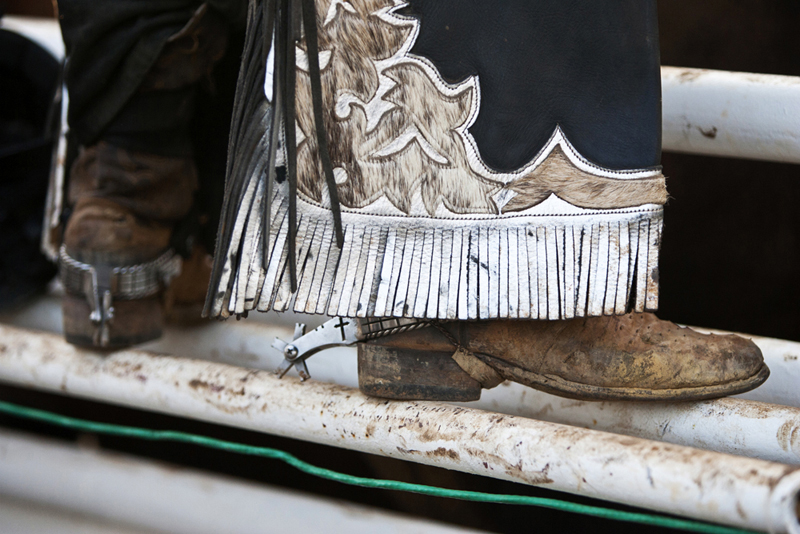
<box><xmin>209</xmin><ymin>181</ymin><xmax>662</xmax><ymax>320</ymax></box>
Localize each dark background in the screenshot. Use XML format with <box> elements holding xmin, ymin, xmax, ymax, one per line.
<box><xmin>657</xmin><ymin>1</ymin><xmax>800</xmax><ymax>342</ymax></box>
<box><xmin>1</xmin><ymin>1</ymin><xmax>798</xmax><ymax>533</ymax></box>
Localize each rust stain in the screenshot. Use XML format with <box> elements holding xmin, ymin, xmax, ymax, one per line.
<box><xmin>776</xmin><ymin>420</ymin><xmax>800</xmax><ymax>454</ymax></box>
<box><xmin>104</xmin><ymin>360</ymin><xmax>153</xmax><ymax>382</ymax></box>
<box><xmin>429</xmin><ymin>447</ymin><xmax>460</xmax><ymax>461</ymax></box>
<box><xmin>464</xmin><ymin>447</ymin><xmax>553</xmax><ymax>485</ymax></box>
<box><xmin>189</xmin><ymin>379</ymin><xmax>225</xmax><ymax>393</ymax></box>
<box><xmin>714</xmin><ymin>398</ymin><xmax>772</xmax><ymax>420</ymax></box>
<box><xmin>417</xmin><ymin>426</ymin><xmax>440</xmax><ymax>443</ymax></box>
<box><xmin>677</xmin><ymin>69</ymin><xmax>706</xmax><ymax>83</ymax></box>
<box><xmin>239</xmin><ymin>370</ymin><xmax>261</xmax><ymax>382</ymax></box>
<box><xmin>397</xmin><ymin>443</ymin><xmax>552</xmax><ymax>482</ymax></box>
<box><xmin>529</xmin><ymin>402</ymin><xmax>554</xmax><ymax>420</ymax></box>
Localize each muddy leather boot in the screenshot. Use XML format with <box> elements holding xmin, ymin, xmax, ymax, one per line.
<box><xmin>163</xmin><ymin>245</ymin><xmax>215</xmax><ymax>324</ymax></box>
<box><xmin>357</xmin><ymin>314</ymin><xmax>769</xmax><ymax>402</ymax></box>
<box><xmin>60</xmin><ymin>143</ymin><xmax>196</xmax><ymax>347</ymax></box>
<box><xmin>58</xmin><ymin>3</ymin><xmax>230</xmax><ymax>348</ymax></box>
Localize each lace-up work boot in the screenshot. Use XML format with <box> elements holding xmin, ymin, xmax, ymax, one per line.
<box><xmin>204</xmin><ymin>0</ymin><xmax>769</xmax><ymax>401</ymax></box>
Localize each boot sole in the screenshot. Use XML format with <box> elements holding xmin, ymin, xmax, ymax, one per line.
<box><xmin>480</xmin><ymin>353</ymin><xmax>771</xmax><ymax>402</ymax></box>
<box><xmin>358</xmin><ymin>340</ymin><xmax>771</xmax><ymax>402</ymax></box>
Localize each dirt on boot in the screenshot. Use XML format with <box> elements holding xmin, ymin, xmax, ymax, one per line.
<box><xmin>358</xmin><ymin>313</ymin><xmax>769</xmax><ymax>402</ymax></box>
<box><xmin>61</xmin><ymin>143</ymin><xmax>198</xmax><ymax>348</ymax></box>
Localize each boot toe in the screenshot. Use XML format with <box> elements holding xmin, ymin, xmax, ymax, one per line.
<box><xmin>710</xmin><ymin>334</ymin><xmax>766</xmax><ymax>384</ymax></box>
<box><xmin>469</xmin><ymin>316</ymin><xmax>770</xmax><ymax>401</ymax></box>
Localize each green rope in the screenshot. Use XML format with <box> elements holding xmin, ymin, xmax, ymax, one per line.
<box><xmin>0</xmin><ymin>399</ymin><xmax>757</xmax><ymax>534</ymax></box>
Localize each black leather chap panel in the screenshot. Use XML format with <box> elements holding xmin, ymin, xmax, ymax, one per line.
<box><xmin>403</xmin><ymin>0</ymin><xmax>662</xmax><ymax>172</ymax></box>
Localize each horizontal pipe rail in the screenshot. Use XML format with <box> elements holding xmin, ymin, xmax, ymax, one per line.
<box><xmin>4</xmin><ymin>298</ymin><xmax>800</xmax><ymax>465</ymax></box>
<box><xmin>1</xmin><ymin>324</ymin><xmax>799</xmax><ymax>533</ymax></box>
<box><xmin>0</xmin><ymin>429</ymin><xmax>480</xmax><ymax>534</ymax></box>
<box><xmin>142</xmin><ymin>314</ymin><xmax>800</xmax><ymax>465</ymax></box>
<box><xmin>4</xmin><ymin>297</ymin><xmax>800</xmax><ymax>465</ymax></box>
<box><xmin>661</xmin><ymin>66</ymin><xmax>800</xmax><ymax>164</ymax></box>
<box><xmin>477</xmin><ymin>385</ymin><xmax>800</xmax><ymax>466</ymax></box>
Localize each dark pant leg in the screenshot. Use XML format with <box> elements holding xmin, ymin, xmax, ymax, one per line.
<box><xmin>57</xmin><ymin>0</ymin><xmax>246</xmax><ymax>154</ymax></box>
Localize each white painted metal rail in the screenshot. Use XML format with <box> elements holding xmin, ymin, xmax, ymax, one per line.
<box><xmin>661</xmin><ymin>66</ymin><xmax>800</xmax><ymax>164</ymax></box>
<box><xmin>0</xmin><ymin>429</ymin><xmax>483</xmax><ymax>534</ymax></box>
<box><xmin>6</xmin><ymin>297</ymin><xmax>800</xmax><ymax>466</ymax></box>
<box><xmin>1</xmin><ymin>324</ymin><xmax>800</xmax><ymax>533</ymax></box>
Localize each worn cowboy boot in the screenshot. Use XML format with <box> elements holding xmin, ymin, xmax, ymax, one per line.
<box><xmin>60</xmin><ymin>143</ymin><xmax>195</xmax><ymax>347</ymax></box>
<box><xmin>205</xmin><ymin>0</ymin><xmax>768</xmax><ymax>401</ymax></box>
<box><xmin>58</xmin><ymin>4</ymin><xmax>230</xmax><ymax>347</ymax></box>
<box><xmin>358</xmin><ymin>315</ymin><xmax>768</xmax><ymax>402</ymax></box>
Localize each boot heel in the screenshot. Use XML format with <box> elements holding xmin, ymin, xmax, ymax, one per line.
<box><xmin>357</xmin><ymin>341</ymin><xmax>481</xmax><ymax>401</ymax></box>
<box><xmin>62</xmin><ymin>293</ymin><xmax>164</xmax><ymax>349</ymax></box>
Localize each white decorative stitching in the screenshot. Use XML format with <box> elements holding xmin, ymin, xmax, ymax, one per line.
<box><xmin>375</xmin><ymin>4</ymin><xmax>661</xmax><ymax>184</ymax></box>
